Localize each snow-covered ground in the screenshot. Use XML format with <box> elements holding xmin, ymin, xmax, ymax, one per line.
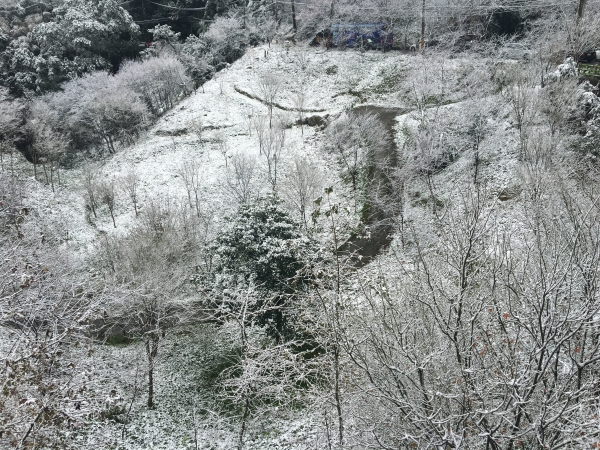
<box><xmin>20</xmin><ymin>44</ymin><xmax>519</xmax><ymax>257</ymax></box>
<box><xmin>26</xmin><ymin>43</ymin><xmax>392</xmax><ymax>251</ymax></box>
<box><xmin>8</xmin><ymin>43</ymin><xmax>537</xmax><ymax>448</ymax></box>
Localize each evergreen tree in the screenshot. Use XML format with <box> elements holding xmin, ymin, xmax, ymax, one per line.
<box><xmin>211</xmin><ymin>194</ymin><xmax>313</xmax><ymax>338</ymax></box>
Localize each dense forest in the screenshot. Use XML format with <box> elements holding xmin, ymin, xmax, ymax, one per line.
<box><xmin>2</xmin><ymin>0</ymin><xmax>600</xmax><ymax>448</ymax></box>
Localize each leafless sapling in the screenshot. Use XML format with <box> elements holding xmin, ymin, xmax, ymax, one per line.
<box><xmin>252</xmin><ymin>114</ymin><xmax>269</xmax><ymax>155</ymax></box>
<box><xmin>177</xmin><ymin>157</ymin><xmax>202</xmax><ymax>217</ymax></box>
<box><xmin>262</xmin><ymin>117</ymin><xmax>286</xmax><ymax>190</ymax></box>
<box><xmin>189</xmin><ymin>116</ymin><xmax>204</xmax><ymax>146</ymax></box>
<box><xmin>99</xmin><ymin>179</ymin><xmax>118</xmax><ymax>228</ymax></box>
<box><xmin>82</xmin><ymin>168</ymin><xmax>101</xmax><ymax>219</ymax></box>
<box><xmin>225</xmin><ymin>153</ymin><xmax>257</xmax><ymax>204</ymax></box>
<box><xmin>291</xmin><ymin>88</ymin><xmax>307</xmax><ymax>135</ymax></box>
<box><xmin>256</xmin><ymin>73</ymin><xmax>282</xmax><ymax>128</ymax></box>
<box><xmin>214</xmin><ymin>131</ymin><xmax>229</xmax><ymax>168</ymax></box>
<box><xmin>122</xmin><ymin>167</ymin><xmax>141</xmax><ymax>217</ymax></box>
<box><xmin>283</xmin><ymin>156</ymin><xmax>324</xmax><ymax>229</ymax></box>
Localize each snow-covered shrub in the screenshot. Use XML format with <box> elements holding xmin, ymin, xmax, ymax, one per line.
<box><xmin>33</xmin><ymin>72</ymin><xmax>149</xmax><ymax>156</ymax></box>
<box><xmin>181</xmin><ymin>15</ymin><xmax>259</xmax><ymax>87</ymax></box>
<box><xmin>210</xmin><ymin>194</ymin><xmax>313</xmax><ymax>338</ymax></box>
<box><xmin>575</xmin><ymin>84</ymin><xmax>600</xmax><ymax>161</ymax></box>
<box><xmin>0</xmin><ymin>0</ymin><xmax>139</xmax><ymax>95</ymax></box>
<box><xmin>547</xmin><ymin>57</ymin><xmax>577</xmax><ymax>83</ymax></box>
<box><xmin>119</xmin><ymin>55</ymin><xmax>192</xmax><ymax>117</ymax></box>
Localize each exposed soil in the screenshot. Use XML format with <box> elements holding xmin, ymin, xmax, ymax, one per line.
<box><xmin>338</xmin><ymin>105</ymin><xmax>409</xmax><ymax>266</ymax></box>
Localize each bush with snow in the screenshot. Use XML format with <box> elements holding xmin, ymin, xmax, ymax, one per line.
<box><xmin>210</xmin><ymin>194</ymin><xmax>313</xmax><ymax>338</ymax></box>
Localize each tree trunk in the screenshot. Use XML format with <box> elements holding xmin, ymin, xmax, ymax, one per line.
<box><xmin>146</xmin><ymin>337</ymin><xmax>159</xmax><ymax>408</ymax></box>
<box><xmin>577</xmin><ymin>0</ymin><xmax>588</xmax><ymax>21</ymax></box>
<box><xmin>421</xmin><ymin>0</ymin><xmax>426</xmax><ymax>51</ymax></box>
<box><xmin>109</xmin><ymin>207</ymin><xmax>116</xmax><ymax>228</ymax></box>
<box><xmin>333</xmin><ymin>345</ymin><xmax>344</xmax><ymax>448</ymax></box>
<box><xmin>147</xmin><ymin>363</ymin><xmax>154</xmax><ymax>408</ymax></box>
<box><xmin>41</xmin><ymin>162</ymin><xmax>49</xmax><ymax>185</ymax></box>
<box><xmin>291</xmin><ymin>0</ymin><xmax>297</xmax><ymax>32</ymax></box>
<box><xmin>238</xmin><ymin>397</ymin><xmax>250</xmax><ymax>450</ymax></box>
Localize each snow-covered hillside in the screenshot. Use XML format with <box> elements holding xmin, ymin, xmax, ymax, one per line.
<box><xmin>22</xmin><ymin>43</ymin><xmax>509</xmax><ymax>258</ymax></box>
<box><xmin>7</xmin><ymin>38</ymin><xmax>597</xmax><ymax>449</ymax></box>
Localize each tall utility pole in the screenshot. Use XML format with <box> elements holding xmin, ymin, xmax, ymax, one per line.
<box><xmin>577</xmin><ymin>0</ymin><xmax>588</xmax><ymax>22</ymax></box>
<box><xmin>420</xmin><ymin>0</ymin><xmax>426</xmax><ymax>51</ymax></box>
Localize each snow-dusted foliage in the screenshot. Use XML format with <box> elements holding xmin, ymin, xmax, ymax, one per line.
<box><xmin>0</xmin><ymin>0</ymin><xmax>139</xmax><ymax>95</ymax></box>
<box><xmin>0</xmin><ymin>172</ymin><xmax>109</xmax><ymax>448</ymax></box>
<box><xmin>212</xmin><ymin>194</ymin><xmax>311</xmax><ymax>292</ymax></box>
<box><xmin>29</xmin><ymin>55</ymin><xmax>191</xmax><ymax>158</ymax></box>
<box><xmin>181</xmin><ymin>16</ymin><xmax>256</xmax><ymax>87</ymax></box>
<box><xmin>210</xmin><ymin>194</ymin><xmax>314</xmax><ymax>338</ymax></box>
<box><xmin>574</xmin><ymin>81</ymin><xmax>600</xmax><ymax>160</ymax></box>
<box><xmin>31</xmin><ymin>71</ymin><xmax>148</xmax><ymax>156</ymax></box>
<box><xmin>119</xmin><ymin>56</ymin><xmax>192</xmax><ymax>117</ymax></box>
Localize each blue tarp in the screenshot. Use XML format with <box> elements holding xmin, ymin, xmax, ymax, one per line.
<box><xmin>331</xmin><ymin>23</ymin><xmax>393</xmax><ymax>49</ymax></box>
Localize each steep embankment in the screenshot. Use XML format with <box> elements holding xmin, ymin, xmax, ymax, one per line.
<box><xmin>23</xmin><ymin>44</ymin><xmax>422</xmax><ymax>255</ymax></box>
<box><xmin>6</xmin><ymin>42</ymin><xmax>544</xmax><ymax>449</ymax></box>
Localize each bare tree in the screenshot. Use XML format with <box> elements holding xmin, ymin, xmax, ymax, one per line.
<box><xmin>177</xmin><ymin>157</ymin><xmax>202</xmax><ymax>217</ymax></box>
<box><xmin>225</xmin><ymin>153</ymin><xmax>257</xmax><ymax>204</ymax></box>
<box><xmin>291</xmin><ymin>88</ymin><xmax>307</xmax><ymax>135</ymax></box>
<box><xmin>214</xmin><ymin>283</ymin><xmax>306</xmax><ymax>450</ymax></box>
<box><xmin>256</xmin><ymin>73</ymin><xmax>282</xmax><ymax>128</ymax></box>
<box><xmin>304</xmin><ymin>188</ymin><xmax>351</xmax><ymax>448</ymax></box>
<box><xmin>252</xmin><ymin>114</ymin><xmax>269</xmax><ymax>155</ymax></box>
<box><xmin>463</xmin><ymin>104</ymin><xmax>491</xmax><ymax>185</ymax></box>
<box><xmin>122</xmin><ymin>167</ymin><xmax>141</xmax><ymax>217</ymax></box>
<box><xmin>82</xmin><ymin>168</ymin><xmax>101</xmax><ymax>219</ymax></box>
<box><xmin>502</xmin><ymin>67</ymin><xmax>537</xmax><ymax>160</ymax></box>
<box><xmin>98</xmin><ymin>197</ymin><xmax>202</xmax><ymax>410</ymax></box>
<box><xmin>189</xmin><ymin>116</ymin><xmax>204</xmax><ymax>146</ymax></box>
<box><xmin>292</xmin><ymin>44</ymin><xmax>311</xmax><ymax>73</ymax></box>
<box><xmin>128</xmin><ymin>287</ymin><xmax>176</xmax><ymax>409</ymax></box>
<box><xmin>27</xmin><ymin>103</ymin><xmax>68</xmax><ymax>191</ymax></box>
<box><xmin>539</xmin><ymin>76</ymin><xmax>580</xmax><ymax>139</ymax></box>
<box><xmin>215</xmin><ymin>131</ymin><xmax>229</xmax><ymax>168</ymax></box>
<box><xmin>283</xmin><ymin>156</ymin><xmax>324</xmax><ymax>229</ymax></box>
<box><xmin>99</xmin><ymin>179</ymin><xmax>118</xmax><ymax>228</ymax></box>
<box><xmin>262</xmin><ymin>117</ymin><xmax>286</xmax><ymax>190</ymax></box>
<box><xmin>336</xmin><ymin>164</ymin><xmax>600</xmax><ymax>448</ymax></box>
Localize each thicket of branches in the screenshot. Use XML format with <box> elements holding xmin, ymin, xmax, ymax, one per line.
<box><xmin>5</xmin><ymin>0</ymin><xmax>600</xmax><ymax>448</ymax></box>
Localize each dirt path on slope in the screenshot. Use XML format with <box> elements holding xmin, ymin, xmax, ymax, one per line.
<box><xmin>338</xmin><ymin>105</ymin><xmax>409</xmax><ymax>267</ymax></box>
